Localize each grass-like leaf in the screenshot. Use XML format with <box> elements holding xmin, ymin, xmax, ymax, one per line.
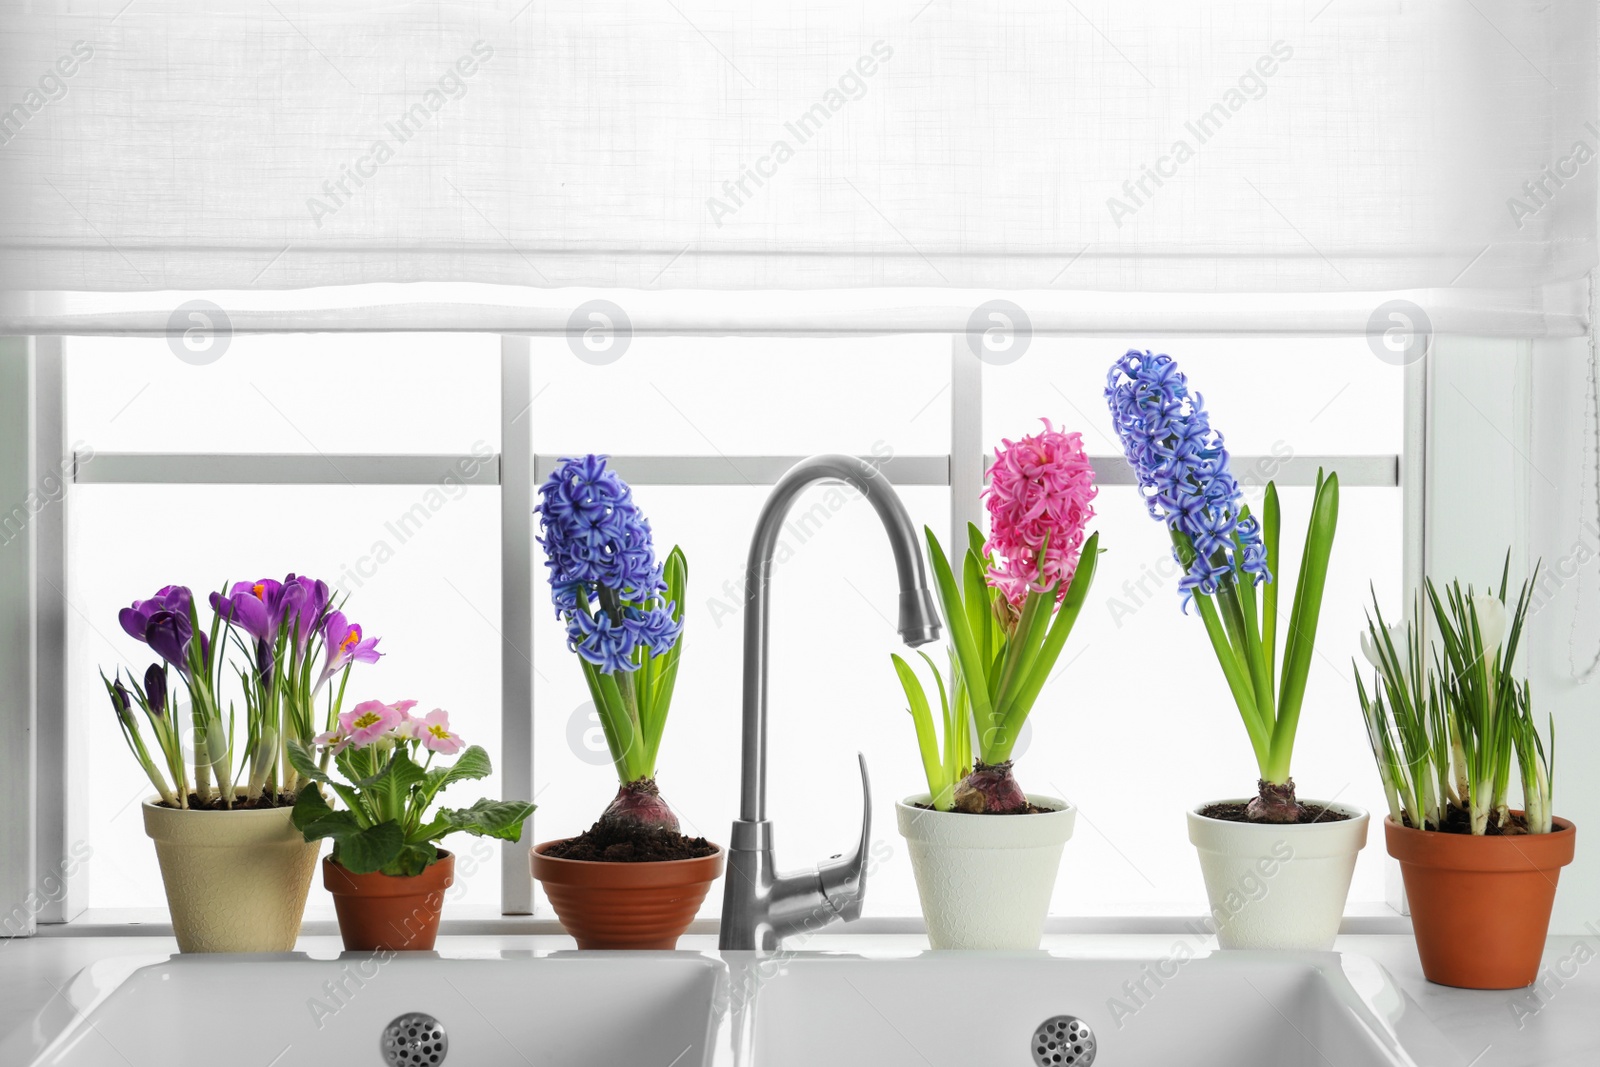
<box><xmin>925</xmin><ymin>526</ymin><xmax>995</xmax><ymax>725</ymax></box>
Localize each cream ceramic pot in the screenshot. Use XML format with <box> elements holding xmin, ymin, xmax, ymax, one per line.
<box><xmin>896</xmin><ymin>794</ymin><xmax>1075</xmax><ymax>950</ymax></box>
<box><xmin>142</xmin><ymin>798</ymin><xmax>320</xmax><ymax>953</ymax></box>
<box><xmin>1186</xmin><ymin>800</ymin><xmax>1368</xmax><ymax>951</ymax></box>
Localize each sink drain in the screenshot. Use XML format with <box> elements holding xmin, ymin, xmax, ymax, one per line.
<box><xmin>381</xmin><ymin>1013</ymin><xmax>448</xmax><ymax>1066</ymax></box>
<box><xmin>1031</xmin><ymin>1015</ymin><xmax>1095</xmax><ymax>1067</ymax></box>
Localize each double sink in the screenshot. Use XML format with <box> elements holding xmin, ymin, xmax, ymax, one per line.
<box><xmin>10</xmin><ymin>947</ymin><xmax>1458</xmax><ymax>1066</ymax></box>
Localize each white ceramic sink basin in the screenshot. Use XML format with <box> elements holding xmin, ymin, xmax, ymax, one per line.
<box><xmin>725</xmin><ymin>950</ymin><xmax>1456</xmax><ymax>1067</ymax></box>
<box><xmin>6</xmin><ymin>948</ymin><xmax>1454</xmax><ymax>1067</ymax></box>
<box><xmin>8</xmin><ymin>952</ymin><xmax>722</xmax><ymax>1067</ymax></box>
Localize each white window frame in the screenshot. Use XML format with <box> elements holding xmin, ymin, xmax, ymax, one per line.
<box><xmin>3</xmin><ymin>325</ymin><xmax>1417</xmax><ymax>936</ymax></box>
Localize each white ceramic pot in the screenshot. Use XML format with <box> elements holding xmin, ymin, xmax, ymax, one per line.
<box><xmin>1186</xmin><ymin>800</ymin><xmax>1369</xmax><ymax>951</ymax></box>
<box><xmin>896</xmin><ymin>793</ymin><xmax>1076</xmax><ymax>950</ymax></box>
<box><xmin>142</xmin><ymin>798</ymin><xmax>321</xmax><ymax>953</ymax></box>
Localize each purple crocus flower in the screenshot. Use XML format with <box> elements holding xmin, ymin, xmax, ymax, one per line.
<box><xmin>320</xmin><ymin>611</ymin><xmax>381</xmax><ymax>676</ymax></box>
<box><xmin>119</xmin><ymin>585</ymin><xmax>192</xmax><ymax>643</ymax></box>
<box><xmin>144</xmin><ymin>663</ymin><xmax>167</xmax><ymax>717</ymax></box>
<box><xmin>1105</xmin><ymin>350</ymin><xmax>1270</xmax><ymax>598</ymax></box>
<box><xmin>209</xmin><ymin>578</ymin><xmax>284</xmax><ymax>641</ymax></box>
<box><xmin>144</xmin><ymin>610</ymin><xmax>193</xmax><ymax>674</ymax></box>
<box><xmin>281</xmin><ymin>574</ymin><xmax>330</xmax><ymax>649</ymax></box>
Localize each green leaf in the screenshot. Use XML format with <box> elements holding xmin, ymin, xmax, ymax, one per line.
<box><xmin>1172</xmin><ymin>529</ymin><xmax>1270</xmax><ymax>767</ymax></box>
<box><xmin>423</xmin><ymin>744</ymin><xmax>493</xmax><ymax>795</ymax></box>
<box><xmin>593</xmin><ymin>670</ymin><xmax>646</xmax><ymax>782</ymax></box>
<box><xmin>924</xmin><ymin>527</ymin><xmax>994</xmax><ymax>725</ymax></box>
<box><xmin>331</xmin><ymin>820</ymin><xmax>407</xmax><ymax>875</ymax></box>
<box><xmin>333</xmin><ymin>744</ymin><xmax>369</xmax><ymax>787</ymax></box>
<box><xmin>1220</xmin><ymin>524</ymin><xmax>1274</xmax><ymax>733</ymax></box>
<box><xmin>999</xmin><ymin>531</ymin><xmax>1101</xmax><ymax>747</ymax></box>
<box><xmin>991</xmin><ymin>586</ymin><xmax>1048</xmax><ymax>728</ymax></box>
<box><xmin>966</xmin><ymin>522</ymin><xmax>987</xmax><ymax>573</ymax></box>
<box><xmin>1261</xmin><ymin>483</ymin><xmax>1281</xmax><ymax>688</ymax></box>
<box><xmin>286</xmin><ymin>739</ymin><xmax>331</xmax><ymax>785</ymax></box>
<box><xmin>643</xmin><ymin>545</ymin><xmax>688</xmax><ymax>770</ymax></box>
<box><xmin>962</xmin><ymin>547</ymin><xmax>992</xmax><ymax>666</ymax></box>
<box><xmin>428</xmin><ymin>799</ymin><xmax>536</xmax><ymax>842</ymax></box>
<box><xmin>293</xmin><ymin>782</ymin><xmax>339</xmax><ymax>833</ymax></box>
<box><xmin>354</xmin><ymin>747</ymin><xmax>428</xmax><ymax>792</ymax></box>
<box><xmin>664</xmin><ymin>545</ymin><xmax>688</xmax><ymax>623</ymax></box>
<box><xmin>1266</xmin><ymin>471</ymin><xmax>1339</xmax><ymax>780</ymax></box>
<box><xmin>892</xmin><ymin>653</ymin><xmax>949</xmax><ymax>807</ymax></box>
<box><xmin>371</xmin><ymin>843</ymin><xmax>438</xmax><ymax>878</ymax></box>
<box><xmin>578</xmin><ymin>658</ymin><xmax>631</xmax><ymax>784</ymax></box>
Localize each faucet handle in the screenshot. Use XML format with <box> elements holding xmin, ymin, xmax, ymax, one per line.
<box><xmin>817</xmin><ymin>752</ymin><xmax>872</xmax><ymax>923</ymax></box>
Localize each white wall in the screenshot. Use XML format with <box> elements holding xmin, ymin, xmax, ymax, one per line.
<box><xmin>1529</xmin><ymin>335</ymin><xmax>1600</xmax><ymax>935</ymax></box>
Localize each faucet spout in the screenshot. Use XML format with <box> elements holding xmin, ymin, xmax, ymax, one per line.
<box><xmin>720</xmin><ymin>454</ymin><xmax>942</xmax><ymax>951</ymax></box>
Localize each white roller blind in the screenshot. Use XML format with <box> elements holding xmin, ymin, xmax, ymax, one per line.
<box><xmin>0</xmin><ymin>0</ymin><xmax>1594</xmax><ymax>293</ymax></box>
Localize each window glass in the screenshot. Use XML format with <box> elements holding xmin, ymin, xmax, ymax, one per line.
<box><xmin>65</xmin><ymin>334</ymin><xmax>498</xmax><ymax>455</ymax></box>
<box><xmin>526</xmin><ymin>334</ymin><xmax>950</xmax><ymax>456</ymax></box>
<box><xmin>983</xmin><ymin>335</ymin><xmax>1405</xmax><ymax>458</ymax></box>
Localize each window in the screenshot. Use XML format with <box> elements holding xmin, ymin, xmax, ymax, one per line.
<box><xmin>43</xmin><ymin>317</ymin><xmax>1407</xmax><ymax>926</ymax></box>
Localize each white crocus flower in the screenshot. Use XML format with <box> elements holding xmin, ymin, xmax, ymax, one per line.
<box><xmin>1471</xmin><ymin>594</ymin><xmax>1507</xmax><ymax>657</ymax></box>
<box><xmin>1360</xmin><ymin>620</ymin><xmax>1409</xmax><ymax>686</ymax></box>
<box><xmin>1359</xmin><ymin>629</ymin><xmax>1381</xmax><ymax>671</ymax></box>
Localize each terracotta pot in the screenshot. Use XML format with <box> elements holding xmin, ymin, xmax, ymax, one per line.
<box><xmin>324</xmin><ymin>851</ymin><xmax>455</xmax><ymax>952</ymax></box>
<box><xmin>1386</xmin><ymin>815</ymin><xmax>1576</xmax><ymax>989</ymax></box>
<box><xmin>531</xmin><ymin>840</ymin><xmax>725</xmax><ymax>949</ymax></box>
<box><xmin>142</xmin><ymin>798</ymin><xmax>320</xmax><ymax>953</ymax></box>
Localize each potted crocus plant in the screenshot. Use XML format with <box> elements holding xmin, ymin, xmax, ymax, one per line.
<box><xmin>1106</xmin><ymin>350</ymin><xmax>1365</xmax><ymax>951</ymax></box>
<box><xmin>289</xmin><ymin>702</ymin><xmax>534</xmax><ymax>952</ymax></box>
<box><xmin>1357</xmin><ymin>559</ymin><xmax>1574</xmax><ymax>989</ymax></box>
<box><xmin>104</xmin><ymin>575</ymin><xmax>378</xmax><ymax>952</ymax></box>
<box><xmin>891</xmin><ymin>420</ymin><xmax>1100</xmax><ymax>949</ymax></box>
<box><xmin>529</xmin><ymin>455</ymin><xmax>723</xmax><ymax>950</ymax></box>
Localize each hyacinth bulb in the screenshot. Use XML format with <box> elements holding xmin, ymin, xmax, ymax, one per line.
<box><xmin>952</xmin><ymin>761</ymin><xmax>1029</xmax><ymax>814</ymax></box>
<box><xmin>1247</xmin><ymin>779</ymin><xmax>1300</xmax><ymax>823</ymax></box>
<box><xmin>599</xmin><ymin>778</ymin><xmax>680</xmax><ymax>833</ymax></box>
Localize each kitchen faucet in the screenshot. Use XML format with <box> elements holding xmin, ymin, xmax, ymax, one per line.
<box><xmin>719</xmin><ymin>454</ymin><xmax>942</xmax><ymax>951</ymax></box>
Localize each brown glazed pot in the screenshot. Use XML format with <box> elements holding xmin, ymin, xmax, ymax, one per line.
<box><xmin>324</xmin><ymin>851</ymin><xmax>454</xmax><ymax>952</ymax></box>
<box><xmin>1386</xmin><ymin>815</ymin><xmax>1576</xmax><ymax>989</ymax></box>
<box><xmin>531</xmin><ymin>840</ymin><xmax>725</xmax><ymax>949</ymax></box>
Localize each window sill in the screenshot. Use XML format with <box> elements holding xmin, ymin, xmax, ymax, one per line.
<box><xmin>31</xmin><ymin>903</ymin><xmax>1410</xmax><ymax>939</ymax></box>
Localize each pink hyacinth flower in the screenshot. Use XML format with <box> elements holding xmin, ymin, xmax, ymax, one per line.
<box><xmin>983</xmin><ymin>418</ymin><xmax>1098</xmax><ymax>610</ymax></box>
<box><xmin>339</xmin><ymin>699</ymin><xmax>403</xmax><ymax>749</ymax></box>
<box><xmin>416</xmin><ymin>709</ymin><xmax>464</xmax><ymax>755</ymax></box>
